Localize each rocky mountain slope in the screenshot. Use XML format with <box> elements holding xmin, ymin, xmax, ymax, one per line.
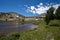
<box><xmin>0</xmin><ymin>12</ymin><xmax>25</xmax><ymax>21</ymax></box>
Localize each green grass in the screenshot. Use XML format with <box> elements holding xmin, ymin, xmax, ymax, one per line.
<box><xmin>17</xmin><ymin>20</ymin><xmax>60</xmax><ymax>40</ymax></box>
<box><xmin>49</xmin><ymin>20</ymin><xmax>60</xmax><ymax>26</ymax></box>
<box><xmin>0</xmin><ymin>20</ymin><xmax>60</xmax><ymax>40</ymax></box>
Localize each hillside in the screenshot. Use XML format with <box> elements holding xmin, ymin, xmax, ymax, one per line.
<box><xmin>0</xmin><ymin>12</ymin><xmax>25</xmax><ymax>21</ymax></box>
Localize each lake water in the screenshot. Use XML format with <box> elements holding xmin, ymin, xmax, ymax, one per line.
<box><xmin>0</xmin><ymin>22</ymin><xmax>38</xmax><ymax>35</ymax></box>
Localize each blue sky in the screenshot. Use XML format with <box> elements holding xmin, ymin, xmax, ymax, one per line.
<box><xmin>0</xmin><ymin>0</ymin><xmax>60</xmax><ymax>16</ymax></box>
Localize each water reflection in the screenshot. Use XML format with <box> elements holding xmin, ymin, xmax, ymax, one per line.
<box><xmin>0</xmin><ymin>22</ymin><xmax>38</xmax><ymax>35</ymax></box>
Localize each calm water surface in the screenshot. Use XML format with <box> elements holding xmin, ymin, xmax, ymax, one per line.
<box><xmin>0</xmin><ymin>22</ymin><xmax>38</xmax><ymax>35</ymax></box>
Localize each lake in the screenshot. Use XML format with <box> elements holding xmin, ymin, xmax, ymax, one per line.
<box><xmin>0</xmin><ymin>22</ymin><xmax>38</xmax><ymax>35</ymax></box>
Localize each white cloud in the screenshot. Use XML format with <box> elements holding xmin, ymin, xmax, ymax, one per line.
<box><xmin>37</xmin><ymin>3</ymin><xmax>43</xmax><ymax>8</ymax></box>
<box><xmin>53</xmin><ymin>4</ymin><xmax>60</xmax><ymax>14</ymax></box>
<box><xmin>40</xmin><ymin>3</ymin><xmax>43</xmax><ymax>5</ymax></box>
<box><xmin>35</xmin><ymin>6</ymin><xmax>50</xmax><ymax>14</ymax></box>
<box><xmin>26</xmin><ymin>3</ymin><xmax>60</xmax><ymax>14</ymax></box>
<box><xmin>53</xmin><ymin>4</ymin><xmax>60</xmax><ymax>9</ymax></box>
<box><xmin>32</xmin><ymin>11</ymin><xmax>36</xmax><ymax>14</ymax></box>
<box><xmin>30</xmin><ymin>6</ymin><xmax>35</xmax><ymax>10</ymax></box>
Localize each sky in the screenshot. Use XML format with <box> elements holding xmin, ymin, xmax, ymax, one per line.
<box><xmin>0</xmin><ymin>0</ymin><xmax>60</xmax><ymax>16</ymax></box>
